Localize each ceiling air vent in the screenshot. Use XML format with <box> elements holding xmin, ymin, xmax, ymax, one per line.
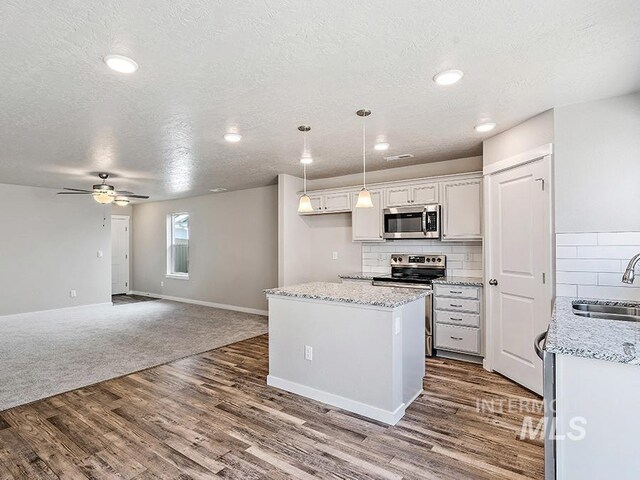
<box><xmin>384</xmin><ymin>153</ymin><xmax>414</xmax><ymax>162</ymax></box>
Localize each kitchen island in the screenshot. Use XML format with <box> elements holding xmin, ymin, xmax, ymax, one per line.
<box><xmin>265</xmin><ymin>282</ymin><xmax>429</xmax><ymax>425</ymax></box>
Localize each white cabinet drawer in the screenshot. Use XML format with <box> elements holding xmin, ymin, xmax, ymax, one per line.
<box><xmin>434</xmin><ymin>297</ymin><xmax>479</xmax><ymax>313</ymax></box>
<box><xmin>434</xmin><ymin>285</ymin><xmax>479</xmax><ymax>299</ymax></box>
<box><xmin>435</xmin><ymin>324</ymin><xmax>480</xmax><ymax>354</ymax></box>
<box><xmin>435</xmin><ymin>310</ymin><xmax>480</xmax><ymax>328</ymax></box>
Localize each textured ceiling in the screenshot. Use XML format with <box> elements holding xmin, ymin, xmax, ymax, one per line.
<box><xmin>0</xmin><ymin>0</ymin><xmax>639</xmax><ymax>201</ymax></box>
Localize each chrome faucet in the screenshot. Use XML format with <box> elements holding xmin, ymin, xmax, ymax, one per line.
<box><xmin>622</xmin><ymin>253</ymin><xmax>640</xmax><ymax>284</ymax></box>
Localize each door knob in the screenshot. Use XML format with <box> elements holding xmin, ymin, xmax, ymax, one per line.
<box><xmin>489</xmin><ymin>279</ymin><xmax>498</xmax><ymax>286</ymax></box>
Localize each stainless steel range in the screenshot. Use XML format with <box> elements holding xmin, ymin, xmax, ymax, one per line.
<box><xmin>372</xmin><ymin>254</ymin><xmax>446</xmax><ymax>356</ymax></box>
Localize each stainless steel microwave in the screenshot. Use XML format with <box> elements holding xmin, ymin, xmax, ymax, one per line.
<box><xmin>383</xmin><ymin>205</ymin><xmax>440</xmax><ymax>239</ymax></box>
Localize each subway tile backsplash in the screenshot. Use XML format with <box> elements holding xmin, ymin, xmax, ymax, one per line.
<box><xmin>362</xmin><ymin>240</ymin><xmax>483</xmax><ymax>278</ymax></box>
<box><xmin>556</xmin><ymin>232</ymin><xmax>640</xmax><ymax>301</ymax></box>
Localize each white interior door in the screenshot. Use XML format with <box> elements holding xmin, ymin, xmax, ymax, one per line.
<box><xmin>111</xmin><ymin>215</ymin><xmax>130</xmax><ymax>295</ymax></box>
<box><xmin>487</xmin><ymin>156</ymin><xmax>552</xmax><ymax>395</ymax></box>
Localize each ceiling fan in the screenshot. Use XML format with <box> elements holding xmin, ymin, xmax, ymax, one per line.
<box><xmin>57</xmin><ymin>173</ymin><xmax>149</xmax><ymax>206</ymax></box>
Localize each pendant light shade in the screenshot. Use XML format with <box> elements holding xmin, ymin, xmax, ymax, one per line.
<box><xmin>356</xmin><ymin>109</ymin><xmax>374</xmax><ymax>208</ymax></box>
<box><xmin>298</xmin><ymin>193</ymin><xmax>313</xmax><ymax>213</ymax></box>
<box><xmin>297</xmin><ymin>125</ymin><xmax>314</xmax><ymax>213</ymax></box>
<box><xmin>356</xmin><ymin>187</ymin><xmax>373</xmax><ymax>208</ymax></box>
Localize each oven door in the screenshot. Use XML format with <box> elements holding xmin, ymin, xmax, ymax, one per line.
<box><xmin>383</xmin><ymin>206</ymin><xmax>427</xmax><ymax>239</ymax></box>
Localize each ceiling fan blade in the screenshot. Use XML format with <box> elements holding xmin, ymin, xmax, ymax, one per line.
<box><xmin>114</xmin><ymin>190</ymin><xmax>135</xmax><ymax>195</ymax></box>
<box><xmin>57</xmin><ymin>191</ymin><xmax>91</xmax><ymax>195</ymax></box>
<box><xmin>63</xmin><ymin>187</ymin><xmax>93</xmax><ymax>193</ymax></box>
<box><xmin>125</xmin><ymin>195</ymin><xmax>150</xmax><ymax>199</ymax></box>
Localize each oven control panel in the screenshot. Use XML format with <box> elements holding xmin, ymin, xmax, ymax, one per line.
<box><xmin>391</xmin><ymin>254</ymin><xmax>446</xmax><ymax>268</ymax></box>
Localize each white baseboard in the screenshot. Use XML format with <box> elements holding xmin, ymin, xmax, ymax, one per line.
<box><xmin>0</xmin><ymin>302</ymin><xmax>113</xmax><ymax>320</ymax></box>
<box><xmin>267</xmin><ymin>375</ymin><xmax>421</xmax><ymax>425</ymax></box>
<box><xmin>130</xmin><ymin>291</ymin><xmax>268</xmax><ymax>317</ymax></box>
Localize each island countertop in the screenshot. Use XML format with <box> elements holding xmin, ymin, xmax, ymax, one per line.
<box><xmin>545</xmin><ymin>297</ymin><xmax>639</xmax><ymax>365</ymax></box>
<box><xmin>265</xmin><ymin>282</ymin><xmax>429</xmax><ymax>309</ymax></box>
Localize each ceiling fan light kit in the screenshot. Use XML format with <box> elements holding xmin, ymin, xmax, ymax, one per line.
<box><xmin>57</xmin><ymin>173</ymin><xmax>149</xmax><ymax>206</ymax></box>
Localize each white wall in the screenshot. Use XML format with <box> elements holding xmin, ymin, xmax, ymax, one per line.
<box><xmin>482</xmin><ymin>110</ymin><xmax>554</xmax><ymax>166</ymax></box>
<box><xmin>554</xmin><ymin>92</ymin><xmax>640</xmax><ymax>234</ymax></box>
<box><xmin>553</xmin><ymin>92</ymin><xmax>640</xmax><ymax>299</ymax></box>
<box><xmin>132</xmin><ymin>185</ymin><xmax>278</xmax><ymax>312</ymax></box>
<box><xmin>0</xmin><ymin>183</ymin><xmax>112</xmax><ymax>316</ymax></box>
<box><xmin>278</xmin><ymin>174</ymin><xmax>361</xmax><ymax>286</ymax></box>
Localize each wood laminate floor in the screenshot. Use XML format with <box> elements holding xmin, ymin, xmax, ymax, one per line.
<box><xmin>0</xmin><ymin>335</ymin><xmax>544</xmax><ymax>479</ymax></box>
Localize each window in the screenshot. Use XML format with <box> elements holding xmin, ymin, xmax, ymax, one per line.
<box><xmin>167</xmin><ymin>213</ymin><xmax>189</xmax><ymax>278</ymax></box>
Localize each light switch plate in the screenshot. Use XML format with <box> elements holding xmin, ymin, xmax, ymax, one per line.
<box><xmin>304</xmin><ymin>345</ymin><xmax>313</xmax><ymax>361</ymax></box>
<box><xmin>332</xmin><ymin>252</ymin><xmax>338</xmax><ymax>260</ymax></box>
<box><xmin>70</xmin><ymin>290</ymin><xmax>77</xmax><ymax>298</ymax></box>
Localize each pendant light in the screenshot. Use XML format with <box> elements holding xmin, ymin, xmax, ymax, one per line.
<box><xmin>355</xmin><ymin>109</ymin><xmax>374</xmax><ymax>208</ymax></box>
<box><xmin>297</xmin><ymin>125</ymin><xmax>314</xmax><ymax>213</ymax></box>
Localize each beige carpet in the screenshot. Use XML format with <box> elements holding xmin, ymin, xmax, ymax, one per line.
<box><xmin>0</xmin><ymin>300</ymin><xmax>268</xmax><ymax>411</ymax></box>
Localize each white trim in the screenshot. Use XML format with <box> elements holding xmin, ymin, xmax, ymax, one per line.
<box><xmin>130</xmin><ymin>291</ymin><xmax>268</xmax><ymax>316</ymax></box>
<box><xmin>165</xmin><ymin>273</ymin><xmax>189</xmax><ymax>280</ymax></box>
<box><xmin>0</xmin><ymin>302</ymin><xmax>114</xmax><ymax>320</ymax></box>
<box><xmin>482</xmin><ymin>143</ymin><xmax>553</xmax><ymax>176</ymax></box>
<box><xmin>267</xmin><ymin>375</ymin><xmax>422</xmax><ymax>425</ymax></box>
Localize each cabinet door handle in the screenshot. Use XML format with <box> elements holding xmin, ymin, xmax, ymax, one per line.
<box><xmin>489</xmin><ymin>279</ymin><xmax>498</xmax><ymax>286</ymax></box>
<box><xmin>450</xmin><ymin>336</ymin><xmax>463</xmax><ymax>341</ymax></box>
<box><xmin>450</xmin><ymin>317</ymin><xmax>463</xmax><ymax>321</ymax></box>
<box><xmin>450</xmin><ymin>304</ymin><xmax>463</xmax><ymax>308</ymax></box>
<box><xmin>450</xmin><ymin>290</ymin><xmax>463</xmax><ymax>294</ymax></box>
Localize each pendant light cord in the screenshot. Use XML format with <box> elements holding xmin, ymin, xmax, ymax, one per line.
<box><xmin>303</xmin><ymin>163</ymin><xmax>307</xmax><ymax>194</ymax></box>
<box><xmin>362</xmin><ymin>120</ymin><xmax>367</xmax><ymax>188</ymax></box>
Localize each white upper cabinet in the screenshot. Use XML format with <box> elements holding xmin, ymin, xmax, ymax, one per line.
<box><xmin>385</xmin><ymin>186</ymin><xmax>412</xmax><ymax>207</ymax></box>
<box><xmin>441</xmin><ymin>179</ymin><xmax>482</xmax><ymax>240</ymax></box>
<box><xmin>411</xmin><ymin>183</ymin><xmax>438</xmax><ymax>205</ymax></box>
<box><xmin>308</xmin><ymin>194</ymin><xmax>323</xmax><ymax>212</ymax></box>
<box><xmin>385</xmin><ymin>182</ymin><xmax>438</xmax><ymax>207</ymax></box>
<box><xmin>323</xmin><ymin>192</ymin><xmax>351</xmax><ymax>212</ymax></box>
<box><xmin>352</xmin><ymin>190</ymin><xmax>384</xmax><ymax>241</ymax></box>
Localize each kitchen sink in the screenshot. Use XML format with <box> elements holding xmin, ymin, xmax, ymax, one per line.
<box><xmin>572</xmin><ymin>302</ymin><xmax>640</xmax><ymax>322</ymax></box>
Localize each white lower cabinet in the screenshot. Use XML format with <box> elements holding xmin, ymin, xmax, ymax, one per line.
<box><xmin>435</xmin><ymin>324</ymin><xmax>480</xmax><ymax>354</ymax></box>
<box><xmin>434</xmin><ymin>284</ymin><xmax>483</xmax><ymax>356</ymax></box>
<box><xmin>351</xmin><ymin>190</ymin><xmax>384</xmax><ymax>241</ymax></box>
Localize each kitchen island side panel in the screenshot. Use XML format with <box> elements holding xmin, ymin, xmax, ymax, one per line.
<box><xmin>268</xmin><ymin>296</ymin><xmax>423</xmax><ymax>413</ymax></box>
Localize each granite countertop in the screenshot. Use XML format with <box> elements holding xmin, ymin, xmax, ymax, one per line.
<box><xmin>545</xmin><ymin>297</ymin><xmax>639</xmax><ymax>365</ymax></box>
<box><xmin>338</xmin><ymin>272</ymin><xmax>376</xmax><ymax>280</ymax></box>
<box><xmin>431</xmin><ymin>276</ymin><xmax>483</xmax><ymax>287</ymax></box>
<box><xmin>265</xmin><ymin>282</ymin><xmax>429</xmax><ymax>309</ymax></box>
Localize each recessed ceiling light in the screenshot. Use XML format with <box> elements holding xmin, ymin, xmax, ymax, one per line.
<box><xmin>374</xmin><ymin>142</ymin><xmax>390</xmax><ymax>151</ymax></box>
<box><xmin>224</xmin><ymin>133</ymin><xmax>242</xmax><ymax>143</ymax></box>
<box><xmin>104</xmin><ymin>54</ymin><xmax>138</xmax><ymax>74</ymax></box>
<box><xmin>300</xmin><ymin>156</ymin><xmax>313</xmax><ymax>165</ymax></box>
<box><xmin>433</xmin><ymin>69</ymin><xmax>464</xmax><ymax>86</ymax></box>
<box><xmin>210</xmin><ymin>188</ymin><xmax>227</xmax><ymax>193</ymax></box>
<box><xmin>474</xmin><ymin>122</ymin><xmax>496</xmax><ymax>133</ymax></box>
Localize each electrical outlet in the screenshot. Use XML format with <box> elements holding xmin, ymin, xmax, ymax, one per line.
<box><xmin>332</xmin><ymin>251</ymin><xmax>338</xmax><ymax>260</ymax></box>
<box><xmin>465</xmin><ymin>252</ymin><xmax>472</xmax><ymax>262</ymax></box>
<box><xmin>70</xmin><ymin>290</ymin><xmax>77</xmax><ymax>298</ymax></box>
<box><xmin>160</xmin><ymin>281</ymin><xmax>164</xmax><ymax>287</ymax></box>
<box><xmin>97</xmin><ymin>250</ymin><xmax>103</xmax><ymax>258</ymax></box>
<box><xmin>304</xmin><ymin>345</ymin><xmax>313</xmax><ymax>361</ymax></box>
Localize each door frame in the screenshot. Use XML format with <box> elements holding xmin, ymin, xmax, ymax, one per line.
<box><xmin>482</xmin><ymin>143</ymin><xmax>555</xmax><ymax>373</ymax></box>
<box><xmin>111</xmin><ymin>214</ymin><xmax>131</xmax><ymax>295</ymax></box>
